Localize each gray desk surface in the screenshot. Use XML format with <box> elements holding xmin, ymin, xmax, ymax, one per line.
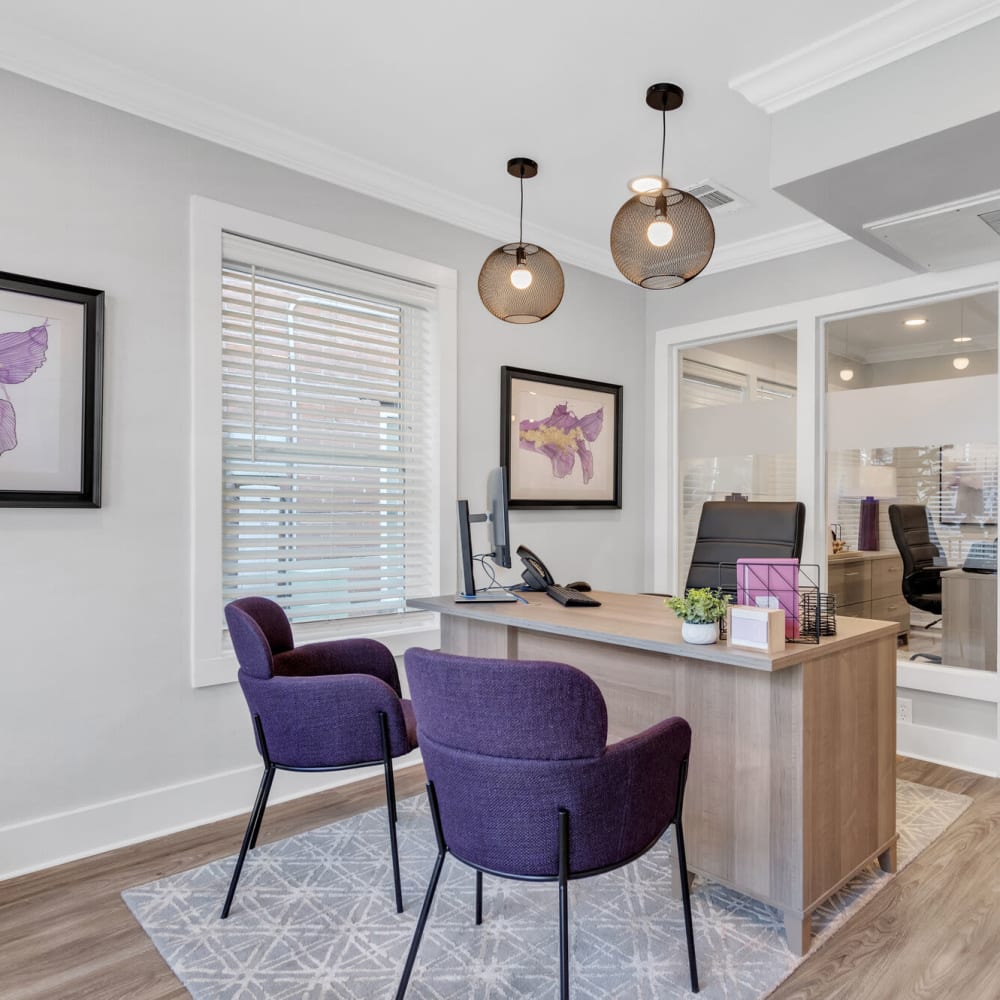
<box><xmin>409</xmin><ymin>591</ymin><xmax>898</xmax><ymax>674</ymax></box>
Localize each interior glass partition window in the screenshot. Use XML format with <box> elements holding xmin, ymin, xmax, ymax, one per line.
<box><xmin>678</xmin><ymin>329</ymin><xmax>797</xmax><ymax>585</ymax></box>
<box><xmin>824</xmin><ymin>292</ymin><xmax>999</xmax><ymax>671</ymax></box>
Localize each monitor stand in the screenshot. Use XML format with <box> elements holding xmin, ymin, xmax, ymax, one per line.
<box><xmin>454</xmin><ymin>591</ymin><xmax>519</xmax><ymax>603</ymax></box>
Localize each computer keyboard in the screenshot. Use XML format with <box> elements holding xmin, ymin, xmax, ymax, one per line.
<box><xmin>546</xmin><ymin>585</ymin><xmax>602</xmax><ymax>607</ymax></box>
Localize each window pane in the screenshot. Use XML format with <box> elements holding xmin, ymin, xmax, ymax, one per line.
<box><xmin>678</xmin><ymin>329</ymin><xmax>798</xmax><ymax>585</ymax></box>
<box><xmin>824</xmin><ymin>292</ymin><xmax>998</xmax><ymax>671</ymax></box>
<box><xmin>221</xmin><ymin>261</ymin><xmax>432</xmax><ymax>625</ymax></box>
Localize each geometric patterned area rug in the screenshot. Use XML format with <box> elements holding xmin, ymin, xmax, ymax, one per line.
<box><xmin>123</xmin><ymin>779</ymin><xmax>969</xmax><ymax>999</ymax></box>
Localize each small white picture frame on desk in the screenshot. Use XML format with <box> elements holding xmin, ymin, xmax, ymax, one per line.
<box><xmin>727</xmin><ymin>605</ymin><xmax>785</xmax><ymax>654</ymax></box>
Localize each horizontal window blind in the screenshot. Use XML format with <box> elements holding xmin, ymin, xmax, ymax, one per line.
<box><xmin>221</xmin><ymin>234</ymin><xmax>436</xmax><ymax>625</ymax></box>
<box><xmin>678</xmin><ymin>357</ymin><xmax>797</xmax><ymax>580</ymax></box>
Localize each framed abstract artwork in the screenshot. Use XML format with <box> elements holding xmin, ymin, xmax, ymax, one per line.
<box><xmin>500</xmin><ymin>366</ymin><xmax>622</xmax><ymax>509</ymax></box>
<box><xmin>0</xmin><ymin>271</ymin><xmax>104</xmax><ymax>507</ymax></box>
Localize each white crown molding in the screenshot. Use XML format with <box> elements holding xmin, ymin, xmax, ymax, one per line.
<box><xmin>730</xmin><ymin>0</ymin><xmax>1000</xmax><ymax>113</ymax></box>
<box><xmin>702</xmin><ymin>220</ymin><xmax>850</xmax><ymax>276</ymax></box>
<box><xmin>0</xmin><ymin>21</ymin><xmax>617</xmax><ymax>279</ymax></box>
<box><xmin>0</xmin><ymin>21</ymin><xmax>849</xmax><ymax>282</ymax></box>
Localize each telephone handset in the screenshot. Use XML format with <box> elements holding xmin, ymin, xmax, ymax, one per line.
<box><xmin>516</xmin><ymin>544</ymin><xmax>556</xmax><ymax>591</ymax></box>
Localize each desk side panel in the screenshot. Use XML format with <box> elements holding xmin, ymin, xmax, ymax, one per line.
<box><xmin>801</xmin><ymin>634</ymin><xmax>897</xmax><ymax>908</ymax></box>
<box><xmin>441</xmin><ymin>616</ymin><xmax>517</xmax><ymax>660</ymax></box>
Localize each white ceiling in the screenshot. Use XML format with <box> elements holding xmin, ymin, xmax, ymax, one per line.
<box><xmin>0</xmin><ymin>0</ymin><xmax>976</xmax><ymax>277</ymax></box>
<box><xmin>826</xmin><ymin>292</ymin><xmax>998</xmax><ymax>363</ymax></box>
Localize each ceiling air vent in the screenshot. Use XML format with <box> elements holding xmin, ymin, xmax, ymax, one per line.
<box><xmin>686</xmin><ymin>179</ymin><xmax>747</xmax><ymax>215</ymax></box>
<box><xmin>978</xmin><ymin>208</ymin><xmax>1000</xmax><ymax>238</ymax></box>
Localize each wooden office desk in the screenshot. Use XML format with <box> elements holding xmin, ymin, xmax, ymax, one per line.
<box><xmin>409</xmin><ymin>592</ymin><xmax>898</xmax><ymax>955</ymax></box>
<box><xmin>942</xmin><ymin>569</ymin><xmax>998</xmax><ymax>670</ymax></box>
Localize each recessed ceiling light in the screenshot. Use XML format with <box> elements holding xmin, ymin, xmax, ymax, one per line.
<box><xmin>839</xmin><ymin>367</ymin><xmax>855</xmax><ymax>382</ymax></box>
<box><xmin>904</xmin><ymin>317</ymin><xmax>927</xmax><ymax>327</ymax></box>
<box><xmin>954</xmin><ymin>336</ymin><xmax>972</xmax><ymax>343</ymax></box>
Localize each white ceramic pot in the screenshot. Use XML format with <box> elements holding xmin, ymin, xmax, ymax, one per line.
<box><xmin>681</xmin><ymin>621</ymin><xmax>719</xmax><ymax>645</ymax></box>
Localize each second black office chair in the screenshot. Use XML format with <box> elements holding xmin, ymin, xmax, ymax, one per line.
<box><xmin>888</xmin><ymin>503</ymin><xmax>946</xmax><ymax>663</ymax></box>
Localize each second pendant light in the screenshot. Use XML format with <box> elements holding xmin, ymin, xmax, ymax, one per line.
<box><xmin>610</xmin><ymin>83</ymin><xmax>715</xmax><ymax>289</ymax></box>
<box><xmin>478</xmin><ymin>158</ymin><xmax>564</xmax><ymax>324</ymax></box>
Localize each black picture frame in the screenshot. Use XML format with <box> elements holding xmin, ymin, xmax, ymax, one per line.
<box><xmin>0</xmin><ymin>271</ymin><xmax>104</xmax><ymax>507</ymax></box>
<box><xmin>501</xmin><ymin>366</ymin><xmax>623</xmax><ymax>509</ymax></box>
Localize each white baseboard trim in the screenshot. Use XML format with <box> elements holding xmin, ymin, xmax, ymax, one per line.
<box><xmin>0</xmin><ymin>751</ymin><xmax>423</xmax><ymax>882</ymax></box>
<box><xmin>897</xmin><ymin>722</ymin><xmax>998</xmax><ymax>777</ymax></box>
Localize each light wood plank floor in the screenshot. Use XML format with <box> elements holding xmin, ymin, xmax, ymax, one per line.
<box><xmin>2</xmin><ymin>758</ymin><xmax>998</xmax><ymax>999</ymax></box>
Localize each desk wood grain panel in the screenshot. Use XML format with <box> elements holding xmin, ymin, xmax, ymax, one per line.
<box><xmin>942</xmin><ymin>570</ymin><xmax>997</xmax><ymax>671</ymax></box>
<box><xmin>802</xmin><ymin>635</ymin><xmax>897</xmax><ymax>907</ymax></box>
<box><xmin>441</xmin><ymin>616</ymin><xmax>515</xmax><ymax>660</ymax></box>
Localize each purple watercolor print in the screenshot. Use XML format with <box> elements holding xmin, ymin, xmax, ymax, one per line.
<box><xmin>0</xmin><ymin>321</ymin><xmax>49</xmax><ymax>455</ymax></box>
<box><xmin>518</xmin><ymin>402</ymin><xmax>604</xmax><ymax>484</ymax></box>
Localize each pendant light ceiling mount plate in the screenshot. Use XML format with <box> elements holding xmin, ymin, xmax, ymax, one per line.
<box><xmin>507</xmin><ymin>157</ymin><xmax>538</xmax><ymax>179</ymax></box>
<box><xmin>645</xmin><ymin>83</ymin><xmax>683</xmax><ymax>112</ymax></box>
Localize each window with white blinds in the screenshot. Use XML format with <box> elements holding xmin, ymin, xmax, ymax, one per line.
<box><xmin>220</xmin><ymin>233</ymin><xmax>436</xmax><ymax>625</ymax></box>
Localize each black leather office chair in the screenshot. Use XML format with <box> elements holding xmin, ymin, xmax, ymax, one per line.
<box><xmin>888</xmin><ymin>504</ymin><xmax>946</xmax><ymax>662</ymax></box>
<box><xmin>686</xmin><ymin>500</ymin><xmax>806</xmax><ymax>598</ymax></box>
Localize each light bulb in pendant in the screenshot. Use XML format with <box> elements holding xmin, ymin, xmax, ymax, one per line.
<box><xmin>647</xmin><ymin>194</ymin><xmax>674</xmax><ymax>247</ymax></box>
<box><xmin>510</xmin><ymin>264</ymin><xmax>532</xmax><ymax>289</ymax></box>
<box><xmin>510</xmin><ymin>246</ymin><xmax>533</xmax><ymax>289</ymax></box>
<box><xmin>647</xmin><ymin>219</ymin><xmax>674</xmax><ymax>247</ymax></box>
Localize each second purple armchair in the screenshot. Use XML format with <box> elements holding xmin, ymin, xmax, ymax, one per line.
<box><xmin>222</xmin><ymin>597</ymin><xmax>417</xmax><ymax>918</ymax></box>
<box><xmin>395</xmin><ymin>647</ymin><xmax>698</xmax><ymax>999</ymax></box>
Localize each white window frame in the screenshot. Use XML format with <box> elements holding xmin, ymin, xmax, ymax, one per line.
<box><xmin>190</xmin><ymin>196</ymin><xmax>457</xmax><ymax>688</ymax></box>
<box><xmin>650</xmin><ymin>259</ymin><xmax>1000</xmax><ymax>775</ymax></box>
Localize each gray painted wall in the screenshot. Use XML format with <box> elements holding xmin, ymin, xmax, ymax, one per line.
<box><xmin>0</xmin><ymin>70</ymin><xmax>645</xmax><ymax>868</ymax></box>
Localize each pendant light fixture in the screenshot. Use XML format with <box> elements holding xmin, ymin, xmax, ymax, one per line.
<box><xmin>839</xmin><ymin>319</ymin><xmax>855</xmax><ymax>382</ymax></box>
<box><xmin>610</xmin><ymin>83</ymin><xmax>715</xmax><ymax>289</ymax></box>
<box><xmin>478</xmin><ymin>157</ymin><xmax>564</xmax><ymax>323</ymax></box>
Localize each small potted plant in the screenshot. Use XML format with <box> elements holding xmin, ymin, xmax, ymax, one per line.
<box><xmin>665</xmin><ymin>587</ymin><xmax>731</xmax><ymax>644</ymax></box>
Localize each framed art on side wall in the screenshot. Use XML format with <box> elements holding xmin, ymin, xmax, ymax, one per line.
<box><xmin>0</xmin><ymin>271</ymin><xmax>104</xmax><ymax>507</ymax></box>
<box><xmin>501</xmin><ymin>366</ymin><xmax>622</xmax><ymax>509</ymax></box>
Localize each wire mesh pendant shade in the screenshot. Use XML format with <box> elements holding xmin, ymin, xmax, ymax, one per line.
<box><xmin>610</xmin><ymin>186</ymin><xmax>715</xmax><ymax>288</ymax></box>
<box><xmin>478</xmin><ymin>242</ymin><xmax>564</xmax><ymax>323</ymax></box>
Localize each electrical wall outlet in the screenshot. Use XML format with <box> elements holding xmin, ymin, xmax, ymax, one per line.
<box><xmin>897</xmin><ymin>697</ymin><xmax>913</xmax><ymax>725</ymax></box>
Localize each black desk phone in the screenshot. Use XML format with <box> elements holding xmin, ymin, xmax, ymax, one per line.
<box><xmin>516</xmin><ymin>544</ymin><xmax>556</xmax><ymax>591</ymax></box>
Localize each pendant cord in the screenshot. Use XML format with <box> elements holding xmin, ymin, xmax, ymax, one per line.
<box><xmin>519</xmin><ymin>170</ymin><xmax>525</xmax><ymax>246</ymax></box>
<box><xmin>660</xmin><ymin>108</ymin><xmax>666</xmax><ymax>180</ymax></box>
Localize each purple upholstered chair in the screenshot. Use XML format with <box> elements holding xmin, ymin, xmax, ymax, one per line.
<box><xmin>221</xmin><ymin>597</ymin><xmax>417</xmax><ymax>918</ymax></box>
<box><xmin>395</xmin><ymin>648</ymin><xmax>698</xmax><ymax>999</ymax></box>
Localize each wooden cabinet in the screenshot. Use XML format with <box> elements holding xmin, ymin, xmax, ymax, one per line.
<box><xmin>829</xmin><ymin>551</ymin><xmax>908</xmax><ymax>635</ymax></box>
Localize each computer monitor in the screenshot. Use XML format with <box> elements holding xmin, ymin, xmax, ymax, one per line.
<box><xmin>457</xmin><ymin>499</ymin><xmax>477</xmax><ymax>598</ymax></box>
<box><xmin>486</xmin><ymin>466</ymin><xmax>511</xmax><ymax>569</ymax></box>
<box><xmin>456</xmin><ymin>467</ymin><xmax>515</xmax><ymax>600</ymax></box>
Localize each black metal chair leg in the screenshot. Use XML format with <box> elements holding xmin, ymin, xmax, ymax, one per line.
<box><xmin>674</xmin><ymin>818</ymin><xmax>699</xmax><ymax>994</ymax></box>
<box><xmin>379</xmin><ymin>712</ymin><xmax>404</xmax><ymax>913</ymax></box>
<box><xmin>475</xmin><ymin>869</ymin><xmax>483</xmax><ymax>925</ymax></box>
<box><xmin>247</xmin><ymin>764</ymin><xmax>276</xmax><ymax>851</ymax></box>
<box><xmin>558</xmin><ymin>808</ymin><xmax>570</xmax><ymax>1000</ymax></box>
<box><xmin>395</xmin><ymin>849</ymin><xmax>446</xmax><ymax>1000</ymax></box>
<box><xmin>221</xmin><ymin>763</ymin><xmax>276</xmax><ymax>919</ymax></box>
